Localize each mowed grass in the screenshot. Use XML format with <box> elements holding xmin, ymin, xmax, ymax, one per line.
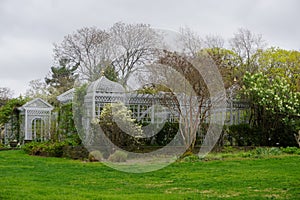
<box><xmin>0</xmin><ymin>150</ymin><xmax>299</xmax><ymax>199</ymax></box>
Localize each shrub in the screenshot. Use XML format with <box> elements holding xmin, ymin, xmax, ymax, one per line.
<box><xmin>108</xmin><ymin>150</ymin><xmax>128</xmax><ymax>162</ymax></box>
<box><xmin>281</xmin><ymin>147</ymin><xmax>300</xmax><ymax>155</ymax></box>
<box><xmin>138</xmin><ymin>122</ymin><xmax>180</xmax><ymax>147</ymax></box>
<box><xmin>45</xmin><ymin>142</ymin><xmax>66</xmax><ymax>157</ymax></box>
<box><xmin>227</xmin><ymin>124</ymin><xmax>261</xmax><ymax>146</ymax></box>
<box><xmin>269</xmin><ymin>147</ymin><xmax>282</xmax><ymax>155</ymax></box>
<box><xmin>88</xmin><ymin>150</ymin><xmax>103</xmax><ymax>162</ymax></box>
<box><xmin>154</xmin><ymin>122</ymin><xmax>179</xmax><ymax>146</ymax></box>
<box><xmin>23</xmin><ymin>141</ymin><xmax>67</xmax><ymax>157</ymax></box>
<box><xmin>23</xmin><ymin>142</ymin><xmax>43</xmax><ymax>155</ymax></box>
<box><xmin>253</xmin><ymin>147</ymin><xmax>282</xmax><ymax>158</ymax></box>
<box><xmin>221</xmin><ymin>146</ymin><xmax>236</xmax><ymax>153</ymax></box>
<box><xmin>181</xmin><ymin>154</ymin><xmax>199</xmax><ymax>162</ymax></box>
<box><xmin>62</xmin><ymin>145</ymin><xmax>89</xmax><ymax>160</ymax></box>
<box><xmin>64</xmin><ymin>134</ymin><xmax>82</xmax><ymax>146</ymax></box>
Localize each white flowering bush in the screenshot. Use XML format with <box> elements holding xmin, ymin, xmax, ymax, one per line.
<box><xmin>243</xmin><ymin>72</ymin><xmax>300</xmax><ymax>146</ymax></box>
<box><xmin>99</xmin><ymin>102</ymin><xmax>143</xmax><ymax>151</ymax></box>
<box><xmin>243</xmin><ymin>72</ymin><xmax>300</xmax><ymax>117</ymax></box>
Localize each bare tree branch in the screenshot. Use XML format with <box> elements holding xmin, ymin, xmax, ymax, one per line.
<box><xmin>178</xmin><ymin>26</ymin><xmax>203</xmax><ymax>57</ymax></box>
<box><xmin>229</xmin><ymin>28</ymin><xmax>267</xmax><ymax>73</ymax></box>
<box><xmin>0</xmin><ymin>87</ymin><xmax>14</xmax><ymax>101</ymax></box>
<box><xmin>53</xmin><ymin>27</ymin><xmax>110</xmax><ymax>82</ymax></box>
<box><xmin>110</xmin><ymin>22</ymin><xmax>161</xmax><ymax>86</ymax></box>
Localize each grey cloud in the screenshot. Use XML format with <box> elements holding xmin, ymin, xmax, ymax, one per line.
<box><xmin>0</xmin><ymin>0</ymin><xmax>299</xmax><ymax>95</ymax></box>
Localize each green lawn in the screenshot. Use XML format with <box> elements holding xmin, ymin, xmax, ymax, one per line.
<box><xmin>0</xmin><ymin>150</ymin><xmax>299</xmax><ymax>199</ymax></box>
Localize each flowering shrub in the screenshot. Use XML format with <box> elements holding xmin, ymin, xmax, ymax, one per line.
<box><xmin>243</xmin><ymin>72</ymin><xmax>300</xmax><ymax>117</ymax></box>
<box><xmin>99</xmin><ymin>103</ymin><xmax>143</xmax><ymax>151</ymax></box>
<box><xmin>243</xmin><ymin>72</ymin><xmax>300</xmax><ymax>146</ymax></box>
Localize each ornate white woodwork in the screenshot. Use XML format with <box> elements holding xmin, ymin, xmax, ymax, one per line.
<box><xmin>18</xmin><ymin>98</ymin><xmax>53</xmax><ymax>142</ymax></box>
<box><xmin>57</xmin><ymin>76</ymin><xmax>250</xmax><ymax>126</ymax></box>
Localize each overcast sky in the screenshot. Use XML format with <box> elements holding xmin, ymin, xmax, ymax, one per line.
<box><xmin>0</xmin><ymin>0</ymin><xmax>299</xmax><ymax>97</ymax></box>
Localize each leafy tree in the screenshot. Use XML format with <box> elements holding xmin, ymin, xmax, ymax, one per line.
<box><xmin>258</xmin><ymin>47</ymin><xmax>300</xmax><ymax>91</ymax></box>
<box><xmin>201</xmin><ymin>48</ymin><xmax>240</xmax><ymax>88</ymax></box>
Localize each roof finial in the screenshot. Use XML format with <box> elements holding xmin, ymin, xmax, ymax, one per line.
<box><xmin>100</xmin><ymin>69</ymin><xmax>105</xmax><ymax>77</ymax></box>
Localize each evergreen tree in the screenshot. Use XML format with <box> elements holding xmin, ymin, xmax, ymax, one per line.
<box><xmin>45</xmin><ymin>59</ymin><xmax>79</xmax><ymax>95</ymax></box>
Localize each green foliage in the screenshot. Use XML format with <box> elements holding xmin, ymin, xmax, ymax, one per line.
<box><xmin>64</xmin><ymin>133</ymin><xmax>82</xmax><ymax>145</ymax></box>
<box><xmin>45</xmin><ymin>59</ymin><xmax>78</xmax><ymax>94</ymax></box>
<box><xmin>202</xmin><ymin>48</ymin><xmax>240</xmax><ymax>88</ymax></box>
<box><xmin>72</xmin><ymin>83</ymin><xmax>88</xmax><ymax>141</ymax></box>
<box><xmin>137</xmin><ymin>84</ymin><xmax>172</xmax><ymax>95</ymax></box>
<box><xmin>0</xmin><ymin>97</ymin><xmax>27</xmax><ymax>142</ymax></box>
<box><xmin>258</xmin><ymin>47</ymin><xmax>300</xmax><ymax>91</ymax></box>
<box><xmin>0</xmin><ymin>97</ymin><xmax>27</xmax><ymax>125</ymax></box>
<box><xmin>139</xmin><ymin>122</ymin><xmax>179</xmax><ymax>146</ymax></box>
<box><xmin>254</xmin><ymin>147</ymin><xmax>282</xmax><ymax>157</ymax></box>
<box><xmin>23</xmin><ymin>141</ymin><xmax>66</xmax><ymax>157</ymax></box>
<box><xmin>281</xmin><ymin>146</ymin><xmax>300</xmax><ymax>155</ymax></box>
<box><xmin>155</xmin><ymin>122</ymin><xmax>179</xmax><ymax>146</ymax></box>
<box><xmin>136</xmin><ymin>86</ymin><xmax>158</xmax><ymax>94</ymax></box>
<box><xmin>22</xmin><ymin>142</ymin><xmax>42</xmax><ymax>154</ymax></box>
<box><xmin>57</xmin><ymin>102</ymin><xmax>77</xmax><ymax>140</ymax></box>
<box><xmin>227</xmin><ymin>124</ymin><xmax>261</xmax><ymax>146</ymax></box>
<box><xmin>239</xmin><ymin>147</ymin><xmax>283</xmax><ymax>158</ymax></box>
<box><xmin>221</xmin><ymin>146</ymin><xmax>236</xmax><ymax>153</ymax></box>
<box><xmin>104</xmin><ymin>65</ymin><xmax>118</xmax><ymax>82</ymax></box>
<box><xmin>180</xmin><ymin>154</ymin><xmax>199</xmax><ymax>162</ymax></box>
<box><xmin>108</xmin><ymin>150</ymin><xmax>128</xmax><ymax>162</ymax></box>
<box><xmin>23</xmin><ymin>136</ymin><xmax>80</xmax><ymax>157</ymax></box>
<box><xmin>45</xmin><ymin>59</ymin><xmax>78</xmax><ymax>105</ymax></box>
